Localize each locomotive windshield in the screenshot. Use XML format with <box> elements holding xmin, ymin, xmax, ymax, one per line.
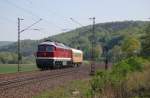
<box><xmin>38</xmin><ymin>45</ymin><xmax>54</xmax><ymax>52</ymax></box>
<box><xmin>46</xmin><ymin>45</ymin><xmax>54</xmax><ymax>52</ymax></box>
<box><xmin>38</xmin><ymin>45</ymin><xmax>45</xmax><ymax>51</ymax></box>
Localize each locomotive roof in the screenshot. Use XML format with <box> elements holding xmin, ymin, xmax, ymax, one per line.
<box><xmin>39</xmin><ymin>41</ymin><xmax>70</xmax><ymax>49</ymax></box>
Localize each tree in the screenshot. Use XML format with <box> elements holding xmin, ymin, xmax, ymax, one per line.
<box><xmin>93</xmin><ymin>45</ymin><xmax>102</xmax><ymax>61</ymax></box>
<box><xmin>121</xmin><ymin>36</ymin><xmax>141</xmax><ymax>57</ymax></box>
<box><xmin>109</xmin><ymin>45</ymin><xmax>122</xmax><ymax>63</ymax></box>
<box><xmin>141</xmin><ymin>24</ymin><xmax>150</xmax><ymax>56</ymax></box>
<box><xmin>0</xmin><ymin>52</ymin><xmax>19</xmax><ymax>64</ymax></box>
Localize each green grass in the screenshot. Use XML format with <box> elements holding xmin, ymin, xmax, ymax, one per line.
<box><xmin>0</xmin><ymin>64</ymin><xmax>38</xmax><ymax>74</ymax></box>
<box><xmin>33</xmin><ymin>80</ymin><xmax>91</xmax><ymax>98</ymax></box>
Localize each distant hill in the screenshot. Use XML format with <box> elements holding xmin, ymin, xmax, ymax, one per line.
<box><xmin>47</xmin><ymin>21</ymin><xmax>148</xmax><ymax>49</ymax></box>
<box><xmin>0</xmin><ymin>40</ymin><xmax>38</xmax><ymax>56</ymax></box>
<box><xmin>0</xmin><ymin>21</ymin><xmax>149</xmax><ymax>59</ymax></box>
<box><xmin>0</xmin><ymin>41</ymin><xmax>14</xmax><ymax>47</ymax></box>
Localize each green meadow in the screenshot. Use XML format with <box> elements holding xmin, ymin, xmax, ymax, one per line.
<box><xmin>0</xmin><ymin>64</ymin><xmax>38</xmax><ymax>74</ymax></box>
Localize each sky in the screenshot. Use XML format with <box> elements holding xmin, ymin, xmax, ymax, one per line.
<box><xmin>0</xmin><ymin>0</ymin><xmax>150</xmax><ymax>41</ymax></box>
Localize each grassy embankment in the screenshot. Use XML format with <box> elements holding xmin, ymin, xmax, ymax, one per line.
<box><xmin>33</xmin><ymin>57</ymin><xmax>150</xmax><ymax>98</ymax></box>
<box><xmin>0</xmin><ymin>64</ymin><xmax>38</xmax><ymax>74</ymax></box>
<box><xmin>33</xmin><ymin>80</ymin><xmax>91</xmax><ymax>98</ymax></box>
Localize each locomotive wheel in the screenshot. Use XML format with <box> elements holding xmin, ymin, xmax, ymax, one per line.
<box><xmin>53</xmin><ymin>61</ymin><xmax>62</xmax><ymax>69</ymax></box>
<box><xmin>77</xmin><ymin>64</ymin><xmax>80</xmax><ymax>67</ymax></box>
<box><xmin>73</xmin><ymin>64</ymin><xmax>78</xmax><ymax>67</ymax></box>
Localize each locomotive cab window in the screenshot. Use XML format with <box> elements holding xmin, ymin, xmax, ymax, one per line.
<box><xmin>46</xmin><ymin>45</ymin><xmax>54</xmax><ymax>52</ymax></box>
<box><xmin>38</xmin><ymin>45</ymin><xmax>54</xmax><ymax>52</ymax></box>
<box><xmin>38</xmin><ymin>45</ymin><xmax>45</xmax><ymax>51</ymax></box>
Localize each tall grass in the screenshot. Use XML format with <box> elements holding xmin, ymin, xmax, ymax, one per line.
<box><xmin>90</xmin><ymin>57</ymin><xmax>150</xmax><ymax>98</ymax></box>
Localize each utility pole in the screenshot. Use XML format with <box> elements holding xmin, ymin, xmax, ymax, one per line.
<box><xmin>89</xmin><ymin>17</ymin><xmax>95</xmax><ymax>75</ymax></box>
<box><xmin>18</xmin><ymin>18</ymin><xmax>23</xmax><ymax>72</ymax></box>
<box><xmin>17</xmin><ymin>18</ymin><xmax>42</xmax><ymax>72</ymax></box>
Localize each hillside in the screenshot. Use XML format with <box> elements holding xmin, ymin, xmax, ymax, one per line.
<box><xmin>0</xmin><ymin>21</ymin><xmax>149</xmax><ymax>59</ymax></box>
<box><xmin>0</xmin><ymin>41</ymin><xmax>13</xmax><ymax>47</ymax></box>
<box><xmin>48</xmin><ymin>21</ymin><xmax>147</xmax><ymax>47</ymax></box>
<box><xmin>47</xmin><ymin>21</ymin><xmax>149</xmax><ymax>58</ymax></box>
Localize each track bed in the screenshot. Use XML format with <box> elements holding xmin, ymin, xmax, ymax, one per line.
<box><xmin>0</xmin><ymin>64</ymin><xmax>111</xmax><ymax>98</ymax></box>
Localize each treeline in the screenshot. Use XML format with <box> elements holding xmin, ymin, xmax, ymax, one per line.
<box><xmin>0</xmin><ymin>52</ymin><xmax>17</xmax><ymax>64</ymax></box>
<box><xmin>0</xmin><ymin>52</ymin><xmax>35</xmax><ymax>64</ymax></box>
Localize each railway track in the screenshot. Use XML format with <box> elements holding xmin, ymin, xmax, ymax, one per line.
<box><xmin>0</xmin><ymin>64</ymin><xmax>109</xmax><ymax>98</ymax></box>
<box><xmin>0</xmin><ymin>67</ymin><xmax>80</xmax><ymax>91</ymax></box>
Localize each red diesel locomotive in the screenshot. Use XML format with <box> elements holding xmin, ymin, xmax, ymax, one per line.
<box><xmin>35</xmin><ymin>41</ymin><xmax>83</xmax><ymax>69</ymax></box>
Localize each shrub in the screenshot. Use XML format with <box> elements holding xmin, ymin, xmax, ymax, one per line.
<box><xmin>91</xmin><ymin>70</ymin><xmax>111</xmax><ymax>92</ymax></box>
<box><xmin>90</xmin><ymin>56</ymin><xmax>149</xmax><ymax>98</ymax></box>
<box><xmin>113</xmin><ymin>57</ymin><xmax>146</xmax><ymax>75</ymax></box>
<box><xmin>126</xmin><ymin>57</ymin><xmax>145</xmax><ymax>72</ymax></box>
<box><xmin>112</xmin><ymin>60</ymin><xmax>131</xmax><ymax>77</ymax></box>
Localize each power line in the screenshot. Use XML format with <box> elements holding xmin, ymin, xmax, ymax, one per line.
<box><xmin>26</xmin><ymin>0</ymin><xmax>32</xmax><ymax>5</ymax></box>
<box><xmin>21</xmin><ymin>0</ymin><xmax>86</xmax><ymax>31</ymax></box>
<box><xmin>3</xmin><ymin>0</ymin><xmax>64</xmax><ymax>30</ymax></box>
<box><xmin>4</xmin><ymin>0</ymin><xmax>40</xmax><ymax>19</ymax></box>
<box><xmin>23</xmin><ymin>0</ymin><xmax>68</xmax><ymax>30</ymax></box>
<box><xmin>23</xmin><ymin>0</ymin><xmax>76</xmax><ymax>29</ymax></box>
<box><xmin>70</xmin><ymin>18</ymin><xmax>84</xmax><ymax>27</ymax></box>
<box><xmin>0</xmin><ymin>16</ymin><xmax>16</xmax><ymax>24</ymax></box>
<box><xmin>20</xmin><ymin>18</ymin><xmax>42</xmax><ymax>33</ymax></box>
<box><xmin>47</xmin><ymin>10</ymin><xmax>73</xmax><ymax>25</ymax></box>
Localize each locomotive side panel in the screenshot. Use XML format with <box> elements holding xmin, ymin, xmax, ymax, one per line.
<box><xmin>54</xmin><ymin>47</ymin><xmax>71</xmax><ymax>60</ymax></box>
<box><xmin>53</xmin><ymin>47</ymin><xmax>72</xmax><ymax>66</ymax></box>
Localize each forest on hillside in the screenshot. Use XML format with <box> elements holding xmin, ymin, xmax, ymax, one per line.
<box><xmin>0</xmin><ymin>21</ymin><xmax>149</xmax><ymax>64</ymax></box>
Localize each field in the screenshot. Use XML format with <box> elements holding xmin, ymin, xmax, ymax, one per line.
<box><xmin>0</xmin><ymin>64</ymin><xmax>38</xmax><ymax>74</ymax></box>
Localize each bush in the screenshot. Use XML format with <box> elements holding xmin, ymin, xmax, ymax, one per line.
<box><xmin>90</xmin><ymin>57</ymin><xmax>149</xmax><ymax>98</ymax></box>
<box><xmin>112</xmin><ymin>60</ymin><xmax>131</xmax><ymax>77</ymax></box>
<box><xmin>113</xmin><ymin>57</ymin><xmax>146</xmax><ymax>75</ymax></box>
<box><xmin>91</xmin><ymin>70</ymin><xmax>110</xmax><ymax>92</ymax></box>
<box><xmin>126</xmin><ymin>57</ymin><xmax>145</xmax><ymax>72</ymax></box>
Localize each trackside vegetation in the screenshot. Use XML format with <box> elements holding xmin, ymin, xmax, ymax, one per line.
<box><xmin>33</xmin><ymin>80</ymin><xmax>91</xmax><ymax>98</ymax></box>
<box><xmin>90</xmin><ymin>57</ymin><xmax>150</xmax><ymax>98</ymax></box>
<box><xmin>33</xmin><ymin>57</ymin><xmax>150</xmax><ymax>98</ymax></box>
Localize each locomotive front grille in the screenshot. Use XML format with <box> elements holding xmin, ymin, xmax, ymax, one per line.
<box><xmin>36</xmin><ymin>59</ymin><xmax>54</xmax><ymax>68</ymax></box>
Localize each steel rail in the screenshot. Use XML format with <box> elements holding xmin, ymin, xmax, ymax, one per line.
<box><xmin>0</xmin><ymin>67</ymin><xmax>79</xmax><ymax>90</ymax></box>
